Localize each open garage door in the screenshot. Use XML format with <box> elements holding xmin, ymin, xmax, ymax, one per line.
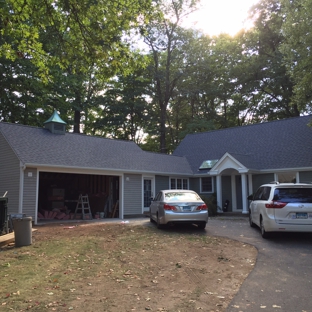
<box><xmin>38</xmin><ymin>172</ymin><xmax>120</xmax><ymax>221</ymax></box>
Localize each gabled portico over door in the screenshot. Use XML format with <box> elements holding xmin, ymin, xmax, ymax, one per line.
<box><xmin>209</xmin><ymin>153</ymin><xmax>251</xmax><ymax>214</ymax></box>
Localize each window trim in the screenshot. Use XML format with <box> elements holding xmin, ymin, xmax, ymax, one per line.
<box><xmin>170</xmin><ymin>178</ymin><xmax>189</xmax><ymax>190</ymax></box>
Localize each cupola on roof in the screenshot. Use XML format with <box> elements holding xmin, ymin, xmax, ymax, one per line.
<box><xmin>44</xmin><ymin>110</ymin><xmax>67</xmax><ymax>135</ymax></box>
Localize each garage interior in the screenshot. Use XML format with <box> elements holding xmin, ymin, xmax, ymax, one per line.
<box><xmin>38</xmin><ymin>172</ymin><xmax>120</xmax><ymax>221</ymax></box>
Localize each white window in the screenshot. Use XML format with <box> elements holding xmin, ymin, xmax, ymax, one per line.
<box><xmin>201</xmin><ymin>177</ymin><xmax>213</xmax><ymax>193</ymax></box>
<box><xmin>170</xmin><ymin>178</ymin><xmax>188</xmax><ymax>190</ymax></box>
<box><xmin>275</xmin><ymin>172</ymin><xmax>297</xmax><ymax>183</ymax></box>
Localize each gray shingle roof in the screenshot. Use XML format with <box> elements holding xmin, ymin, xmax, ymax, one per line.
<box><xmin>173</xmin><ymin>115</ymin><xmax>312</xmax><ymax>173</ymax></box>
<box><xmin>0</xmin><ymin>123</ymin><xmax>193</xmax><ymax>175</ymax></box>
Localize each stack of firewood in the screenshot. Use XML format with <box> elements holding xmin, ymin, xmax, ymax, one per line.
<box><xmin>38</xmin><ymin>209</ymin><xmax>76</xmax><ymax>220</ymax></box>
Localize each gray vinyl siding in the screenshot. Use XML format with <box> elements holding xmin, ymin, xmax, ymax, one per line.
<box><xmin>299</xmin><ymin>171</ymin><xmax>312</xmax><ymax>183</ymax></box>
<box><xmin>189</xmin><ymin>178</ymin><xmax>200</xmax><ymax>193</ymax></box>
<box><xmin>155</xmin><ymin>175</ymin><xmax>169</xmax><ymax>194</ymax></box>
<box><xmin>0</xmin><ymin>133</ymin><xmax>21</xmax><ymax>214</ymax></box>
<box><xmin>22</xmin><ymin>168</ymin><xmax>38</xmax><ymax>219</ymax></box>
<box><xmin>252</xmin><ymin>173</ymin><xmax>275</xmax><ymax>193</ymax></box>
<box><xmin>123</xmin><ymin>174</ymin><xmax>142</xmax><ymax>215</ymax></box>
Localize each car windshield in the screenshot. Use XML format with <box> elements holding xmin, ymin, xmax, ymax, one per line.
<box><xmin>164</xmin><ymin>192</ymin><xmax>201</xmax><ymax>202</ymax></box>
<box><xmin>274</xmin><ymin>188</ymin><xmax>312</xmax><ymax>203</ymax></box>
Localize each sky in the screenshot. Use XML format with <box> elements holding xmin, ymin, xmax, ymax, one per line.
<box><xmin>185</xmin><ymin>0</ymin><xmax>260</xmax><ymax>36</ymax></box>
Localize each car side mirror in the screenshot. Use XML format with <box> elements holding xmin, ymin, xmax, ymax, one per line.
<box><xmin>247</xmin><ymin>195</ymin><xmax>253</xmax><ymax>200</ymax></box>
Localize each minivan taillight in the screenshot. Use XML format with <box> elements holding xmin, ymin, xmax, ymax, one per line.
<box><xmin>164</xmin><ymin>204</ymin><xmax>177</xmax><ymax>211</ymax></box>
<box><xmin>265</xmin><ymin>201</ymin><xmax>287</xmax><ymax>209</ymax></box>
<box><xmin>196</xmin><ymin>204</ymin><xmax>208</xmax><ymax>210</ymax></box>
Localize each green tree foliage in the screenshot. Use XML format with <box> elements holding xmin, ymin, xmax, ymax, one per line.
<box><xmin>91</xmin><ymin>67</ymin><xmax>152</xmax><ymax>143</ymax></box>
<box><xmin>0</xmin><ymin>0</ymin><xmax>154</xmax><ymax>78</ymax></box>
<box><xmin>280</xmin><ymin>0</ymin><xmax>312</xmax><ymax>113</ymax></box>
<box><xmin>239</xmin><ymin>0</ymin><xmax>298</xmax><ymax>121</ymax></box>
<box><xmin>164</xmin><ymin>31</ymin><xmax>228</xmax><ymax>150</ymax></box>
<box><xmin>0</xmin><ymin>56</ymin><xmax>46</xmax><ymax>125</ymax></box>
<box><xmin>142</xmin><ymin>0</ymin><xmax>199</xmax><ymax>153</ymax></box>
<box><xmin>0</xmin><ymin>0</ymin><xmax>155</xmax><ymax>128</ymax></box>
<box><xmin>2</xmin><ymin>0</ymin><xmax>311</xmax><ymax>154</ymax></box>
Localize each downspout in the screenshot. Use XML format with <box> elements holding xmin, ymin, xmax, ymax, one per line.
<box><xmin>19</xmin><ymin>163</ymin><xmax>26</xmax><ymax>213</ymax></box>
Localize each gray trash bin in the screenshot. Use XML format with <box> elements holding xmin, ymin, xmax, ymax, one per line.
<box><xmin>12</xmin><ymin>216</ymin><xmax>32</xmax><ymax>247</ymax></box>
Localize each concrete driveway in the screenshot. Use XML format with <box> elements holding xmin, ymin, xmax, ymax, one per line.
<box><xmin>206</xmin><ymin>216</ymin><xmax>312</xmax><ymax>312</ymax></box>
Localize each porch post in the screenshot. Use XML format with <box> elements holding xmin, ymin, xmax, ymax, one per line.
<box><xmin>241</xmin><ymin>173</ymin><xmax>248</xmax><ymax>214</ymax></box>
<box><xmin>296</xmin><ymin>172</ymin><xmax>300</xmax><ymax>183</ymax></box>
<box><xmin>216</xmin><ymin>175</ymin><xmax>222</xmax><ymax>211</ymax></box>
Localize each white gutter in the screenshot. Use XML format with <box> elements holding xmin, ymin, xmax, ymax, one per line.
<box><xmin>261</xmin><ymin>167</ymin><xmax>312</xmax><ymax>172</ymax></box>
<box><xmin>193</xmin><ymin>166</ymin><xmax>312</xmax><ymax>177</ymax></box>
<box><xmin>23</xmin><ymin>163</ymin><xmax>193</xmax><ymax>177</ymax></box>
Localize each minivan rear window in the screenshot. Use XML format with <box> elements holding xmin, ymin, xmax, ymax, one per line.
<box><xmin>274</xmin><ymin>188</ymin><xmax>312</xmax><ymax>203</ymax></box>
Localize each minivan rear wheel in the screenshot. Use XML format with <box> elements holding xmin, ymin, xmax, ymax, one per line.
<box><xmin>260</xmin><ymin>217</ymin><xmax>270</xmax><ymax>238</ymax></box>
<box><xmin>249</xmin><ymin>209</ymin><xmax>256</xmax><ymax>228</ymax></box>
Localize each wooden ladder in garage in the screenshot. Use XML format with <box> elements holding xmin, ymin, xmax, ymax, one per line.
<box><xmin>74</xmin><ymin>194</ymin><xmax>92</xmax><ymax>220</ymax></box>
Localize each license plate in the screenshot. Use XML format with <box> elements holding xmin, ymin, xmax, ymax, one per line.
<box><xmin>296</xmin><ymin>213</ymin><xmax>308</xmax><ymax>219</ymax></box>
<box><xmin>183</xmin><ymin>206</ymin><xmax>191</xmax><ymax>211</ymax></box>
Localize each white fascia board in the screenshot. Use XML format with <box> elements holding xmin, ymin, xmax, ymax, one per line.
<box><xmin>23</xmin><ymin>163</ymin><xmax>193</xmax><ymax>177</ymax></box>
<box><xmin>208</xmin><ymin>170</ymin><xmax>219</xmax><ymax>176</ymax></box>
<box><xmin>238</xmin><ymin>168</ymin><xmax>249</xmax><ymax>173</ymax></box>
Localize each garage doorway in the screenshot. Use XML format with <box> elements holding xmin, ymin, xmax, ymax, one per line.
<box><xmin>38</xmin><ymin>172</ymin><xmax>120</xmax><ymax>221</ymax></box>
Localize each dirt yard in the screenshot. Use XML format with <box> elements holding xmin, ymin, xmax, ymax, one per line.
<box><xmin>1</xmin><ymin>221</ymin><xmax>257</xmax><ymax>311</ymax></box>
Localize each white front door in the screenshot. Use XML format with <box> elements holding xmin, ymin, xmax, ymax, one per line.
<box><xmin>143</xmin><ymin>178</ymin><xmax>153</xmax><ymax>212</ymax></box>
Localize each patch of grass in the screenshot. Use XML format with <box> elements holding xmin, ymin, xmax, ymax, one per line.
<box><xmin>0</xmin><ymin>225</ymin><xmax>173</xmax><ymax>310</ymax></box>
<box><xmin>0</xmin><ymin>223</ymin><xmax>257</xmax><ymax>311</ymax></box>
<box><xmin>1</xmin><ymin>235</ymin><xmax>105</xmax><ymax>310</ymax></box>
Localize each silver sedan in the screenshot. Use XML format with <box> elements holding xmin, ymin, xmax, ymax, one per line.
<box><xmin>149</xmin><ymin>189</ymin><xmax>208</xmax><ymax>229</ymax></box>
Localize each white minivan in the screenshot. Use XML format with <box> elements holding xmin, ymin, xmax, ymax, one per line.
<box><xmin>248</xmin><ymin>182</ymin><xmax>312</xmax><ymax>238</ymax></box>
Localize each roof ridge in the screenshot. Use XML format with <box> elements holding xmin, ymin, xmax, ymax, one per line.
<box><xmin>183</xmin><ymin>115</ymin><xmax>312</xmax><ymax>138</ymax></box>
<box><xmin>67</xmin><ymin>131</ymin><xmax>139</xmax><ymax>145</ymax></box>
<box><xmin>142</xmin><ymin>150</ymin><xmax>187</xmax><ymax>158</ymax></box>
<box><xmin>0</xmin><ymin>121</ymin><xmax>42</xmax><ymax>129</ymax></box>
<box><xmin>0</xmin><ymin>121</ymin><xmax>139</xmax><ymax>145</ymax></box>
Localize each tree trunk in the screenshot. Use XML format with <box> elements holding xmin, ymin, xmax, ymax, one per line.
<box><xmin>160</xmin><ymin>101</ymin><xmax>167</xmax><ymax>153</ymax></box>
<box><xmin>74</xmin><ymin>110</ymin><xmax>81</xmax><ymax>133</ymax></box>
